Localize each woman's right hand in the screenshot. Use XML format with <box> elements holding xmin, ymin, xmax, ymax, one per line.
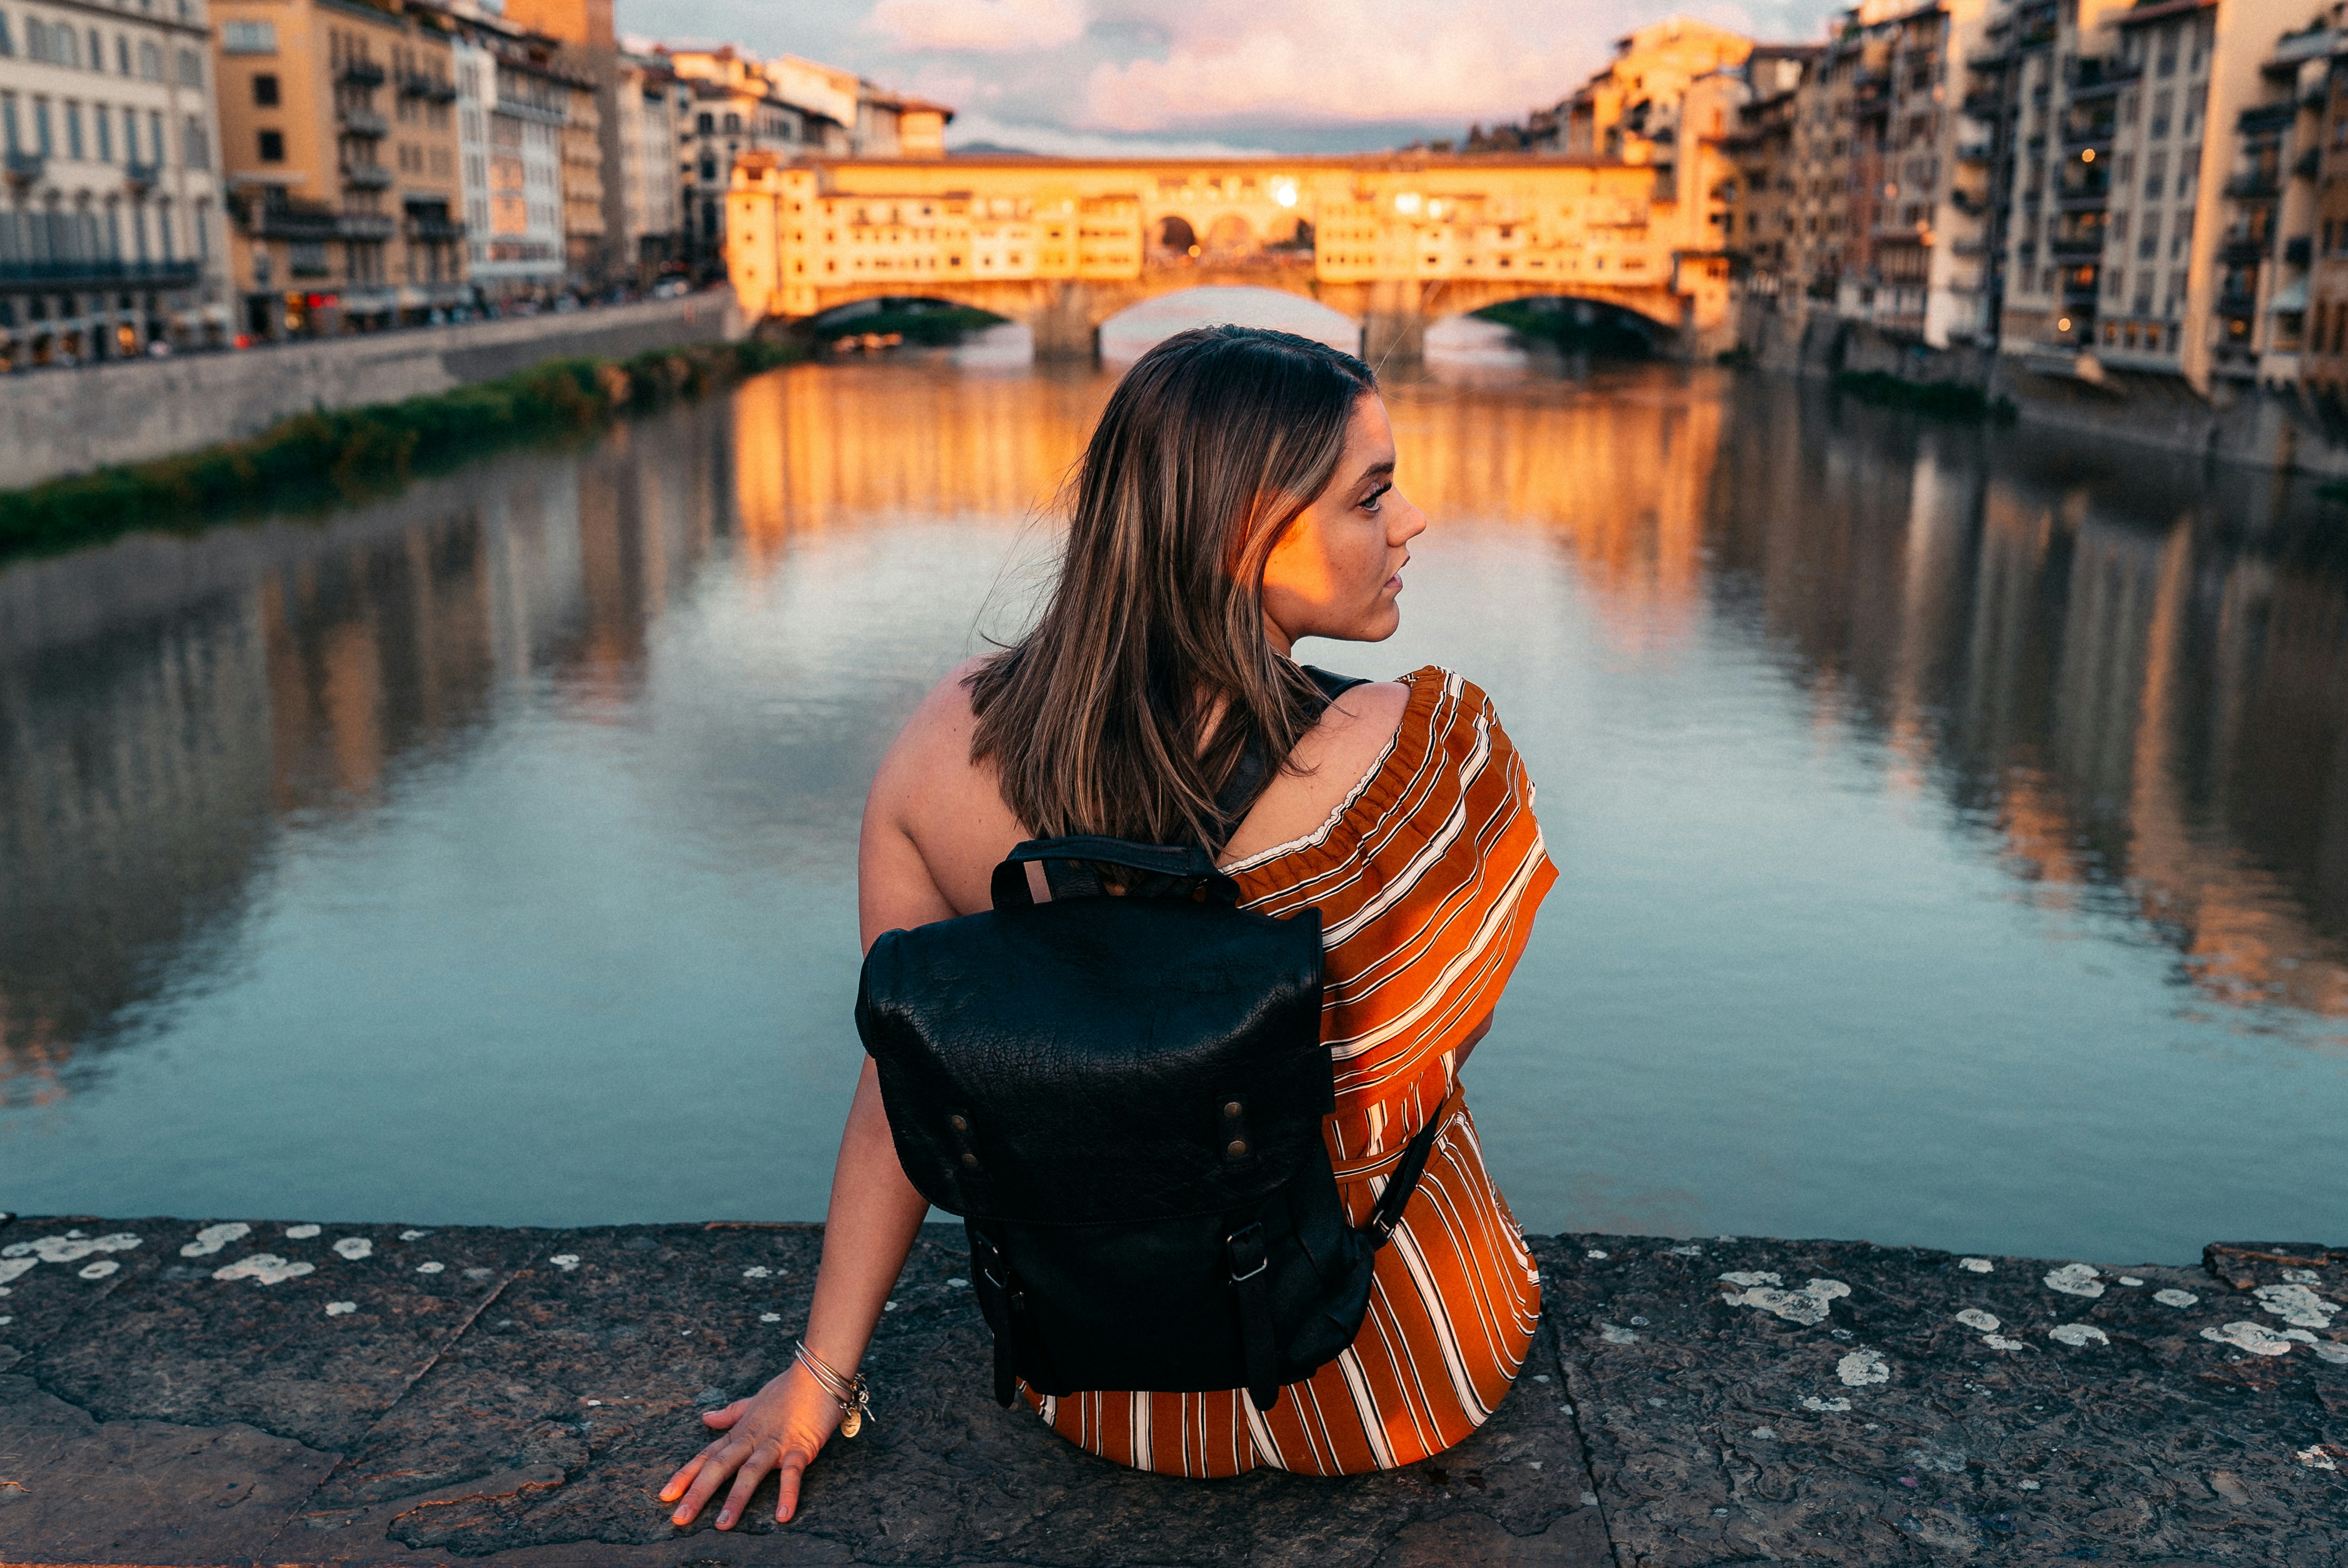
<box><xmin>660</xmin><ymin>1360</ymin><xmax>843</xmax><ymax>1530</ymax></box>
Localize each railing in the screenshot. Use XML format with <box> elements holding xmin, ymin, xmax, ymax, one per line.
<box><xmin>338</xmin><ymin>107</ymin><xmax>389</xmax><ymax>138</ymax></box>
<box><xmin>341</xmin><ymin>163</ymin><xmax>393</xmax><ymax>189</ymax></box>
<box><xmin>2226</xmin><ymin>171</ymin><xmax>2282</xmax><ymax>199</ymax></box>
<box><xmin>2238</xmin><ymin>101</ymin><xmax>2298</xmax><ymax>134</ymax></box>
<box><xmin>244</xmin><ymin>203</ymin><xmax>340</xmax><ymax>240</ymax></box>
<box><xmin>404</xmin><ymin>217</ymin><xmax>466</xmax><ymax>242</ymax></box>
<box><xmin>1956</xmin><ymin>142</ymin><xmax>1994</xmax><ymax>162</ymax></box>
<box><xmin>338</xmin><ymin>58</ymin><xmax>387</xmax><ymax>87</ymax></box>
<box><xmin>336</xmin><ymin>213</ymin><xmax>397</xmax><ymax>239</ymax></box>
<box><xmin>3</xmin><ymin>151</ymin><xmax>45</xmax><ymax>187</ymax></box>
<box><xmin>0</xmin><ymin>259</ymin><xmax>203</xmax><ymax>286</ymax></box>
<box><xmin>2057</xmin><ymin>181</ymin><xmax>2111</xmax><ymax>207</ymax></box>
<box><xmin>2050</xmin><ymin>234</ymin><xmax>2106</xmax><ymax>257</ymax></box>
<box><xmin>123</xmin><ymin>159</ymin><xmax>160</xmax><ymax>192</ymax></box>
<box><xmin>2295</xmin><ymin>148</ymin><xmax>2321</xmax><ymax>179</ymax></box>
<box><xmin>2060</xmin><ymin>272</ymin><xmax>2102</xmax><ymax>300</ymax></box>
<box><xmin>2216</xmin><ymin>286</ymin><xmax>2259</xmax><ymax>314</ymax></box>
<box><xmin>2220</xmin><ymin>237</ymin><xmax>2269</xmax><ymax>265</ymax></box>
<box><xmin>2286</xmin><ymin>235</ymin><xmax>2312</xmax><ymax>267</ymax></box>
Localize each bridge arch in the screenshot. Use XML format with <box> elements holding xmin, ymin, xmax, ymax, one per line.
<box><xmin>1433</xmin><ymin>293</ymin><xmax>1674</xmax><ymax>361</ymax></box>
<box><xmin>1098</xmin><ymin>285</ymin><xmax>1361</xmax><ymax>363</ymax></box>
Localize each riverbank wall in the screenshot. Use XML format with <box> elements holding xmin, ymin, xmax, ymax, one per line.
<box><xmin>1</xmin><ymin>1212</ymin><xmax>2339</xmax><ymax>1566</ymax></box>
<box><xmin>0</xmin><ymin>294</ymin><xmax>745</xmax><ymax>492</ymax></box>
<box><xmin>1741</xmin><ymin>307</ymin><xmax>2348</xmax><ymax>478</ymax></box>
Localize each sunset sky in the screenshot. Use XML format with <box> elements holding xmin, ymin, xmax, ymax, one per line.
<box><xmin>612</xmin><ymin>0</ymin><xmax>1847</xmax><ymax>155</ymax></box>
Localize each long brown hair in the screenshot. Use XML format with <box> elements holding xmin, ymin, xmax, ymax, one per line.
<box><xmin>968</xmin><ymin>325</ymin><xmax>1377</xmax><ymax>846</ymax></box>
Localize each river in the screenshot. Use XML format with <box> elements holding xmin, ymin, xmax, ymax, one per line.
<box><xmin>4</xmin><ymin>358</ymin><xmax>2345</xmax><ymax>1263</ymax></box>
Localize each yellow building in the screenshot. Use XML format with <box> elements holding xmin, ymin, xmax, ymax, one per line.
<box><xmin>728</xmin><ymin>154</ymin><xmax>1712</xmax><ymax>359</ymax></box>
<box><xmin>212</xmin><ymin>0</ymin><xmax>465</xmax><ymax>337</ymax></box>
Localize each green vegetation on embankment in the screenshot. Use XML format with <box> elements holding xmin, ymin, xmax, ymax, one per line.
<box><xmin>812</xmin><ymin>303</ymin><xmax>1008</xmax><ymax>348</ymax></box>
<box><xmin>0</xmin><ymin>337</ymin><xmax>808</xmax><ymax>563</ymax></box>
<box><xmin>1472</xmin><ymin>300</ymin><xmax>1658</xmax><ymax>359</ymax></box>
<box><xmin>1834</xmin><ymin>369</ymin><xmax>2017</xmax><ymax>424</ymax></box>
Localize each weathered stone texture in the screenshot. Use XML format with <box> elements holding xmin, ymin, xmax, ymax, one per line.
<box><xmin>2</xmin><ymin>1214</ymin><xmax>2341</xmax><ymax>1566</ymax></box>
<box><xmin>1547</xmin><ymin>1234</ymin><xmax>2347</xmax><ymax>1566</ymax></box>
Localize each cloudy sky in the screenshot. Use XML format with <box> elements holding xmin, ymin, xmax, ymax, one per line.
<box><xmin>613</xmin><ymin>0</ymin><xmax>1847</xmax><ymax>155</ymax></box>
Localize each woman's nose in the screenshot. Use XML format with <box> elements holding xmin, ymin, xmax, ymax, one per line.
<box><xmin>1391</xmin><ymin>494</ymin><xmax>1428</xmax><ymax>544</ymax></box>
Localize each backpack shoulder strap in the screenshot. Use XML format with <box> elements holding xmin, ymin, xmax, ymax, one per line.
<box><xmin>1207</xmin><ymin>667</ymin><xmax>1371</xmax><ymax>850</ymax></box>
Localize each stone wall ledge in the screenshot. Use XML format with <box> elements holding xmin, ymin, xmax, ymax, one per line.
<box><xmin>0</xmin><ymin>294</ymin><xmax>745</xmax><ymax>492</ymax></box>
<box><xmin>0</xmin><ymin>1215</ymin><xmax>2339</xmax><ymax>1566</ymax></box>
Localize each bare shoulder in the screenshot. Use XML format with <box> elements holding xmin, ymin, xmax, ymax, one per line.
<box><xmin>863</xmin><ymin>658</ymin><xmax>1025</xmax><ymax>924</ymax></box>
<box><xmin>1221</xmin><ymin>680</ymin><xmax>1411</xmax><ymax>865</ymax></box>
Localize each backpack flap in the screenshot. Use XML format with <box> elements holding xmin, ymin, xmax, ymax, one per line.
<box><xmin>857</xmin><ymin>898</ymin><xmax>1330</xmax><ymax>1225</ymax></box>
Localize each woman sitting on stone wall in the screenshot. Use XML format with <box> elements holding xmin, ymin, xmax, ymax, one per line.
<box><xmin>660</xmin><ymin>325</ymin><xmax>1556</xmax><ymax>1524</ymax></box>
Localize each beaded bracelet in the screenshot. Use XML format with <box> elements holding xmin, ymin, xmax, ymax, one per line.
<box><xmin>793</xmin><ymin>1339</ymin><xmax>873</xmax><ymax>1438</ymax></box>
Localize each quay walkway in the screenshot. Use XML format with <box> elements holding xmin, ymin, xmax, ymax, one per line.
<box><xmin>0</xmin><ymin>1213</ymin><xmax>2340</xmax><ymax>1565</ymax></box>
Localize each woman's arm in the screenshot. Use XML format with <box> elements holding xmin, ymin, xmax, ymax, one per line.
<box><xmin>661</xmin><ymin>685</ymin><xmax>975</xmax><ymax>1531</ymax></box>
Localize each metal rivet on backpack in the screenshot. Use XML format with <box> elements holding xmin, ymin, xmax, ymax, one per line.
<box><xmin>950</xmin><ymin>1114</ymin><xmax>969</xmax><ymax>1131</ymax></box>
<box><xmin>1223</xmin><ymin>1100</ymin><xmax>1243</xmax><ymax>1118</ymax></box>
<box><xmin>961</xmin><ymin>1151</ymin><xmax>980</xmax><ymax>1170</ymax></box>
<box><xmin>1226</xmin><ymin>1139</ymin><xmax>1248</xmax><ymax>1158</ymax></box>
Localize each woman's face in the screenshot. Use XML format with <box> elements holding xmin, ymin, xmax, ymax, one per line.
<box><xmin>1259</xmin><ymin>394</ymin><xmax>1426</xmax><ymax>654</ymax></box>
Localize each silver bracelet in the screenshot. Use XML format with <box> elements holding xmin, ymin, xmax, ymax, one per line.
<box><xmin>793</xmin><ymin>1339</ymin><xmax>872</xmax><ymax>1438</ymax></box>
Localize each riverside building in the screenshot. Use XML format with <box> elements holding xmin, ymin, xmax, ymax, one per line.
<box><xmin>613</xmin><ymin>44</ymin><xmax>674</xmax><ymax>281</ymax></box>
<box><xmin>0</xmin><ymin>0</ymin><xmax>230</xmax><ymax>367</ymax></box>
<box><xmin>423</xmin><ymin>0</ymin><xmax>579</xmax><ymax>304</ymax></box>
<box><xmin>211</xmin><ymin>0</ymin><xmax>464</xmax><ymax>338</ymax></box>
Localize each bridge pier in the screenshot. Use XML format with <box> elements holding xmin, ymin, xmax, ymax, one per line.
<box><xmin>1359</xmin><ymin>280</ymin><xmax>1426</xmax><ymax>370</ymax></box>
<box><xmin>1030</xmin><ymin>283</ymin><xmax>1102</xmax><ymax>360</ymax></box>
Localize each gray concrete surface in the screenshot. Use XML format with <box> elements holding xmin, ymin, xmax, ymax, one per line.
<box><xmin>0</xmin><ymin>1215</ymin><xmax>2339</xmax><ymax>1565</ymax></box>
<box><xmin>0</xmin><ymin>294</ymin><xmax>744</xmax><ymax>490</ymax></box>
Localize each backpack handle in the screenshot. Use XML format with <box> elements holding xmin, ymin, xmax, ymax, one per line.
<box><xmin>991</xmin><ymin>836</ymin><xmax>1240</xmax><ymax>908</ymax></box>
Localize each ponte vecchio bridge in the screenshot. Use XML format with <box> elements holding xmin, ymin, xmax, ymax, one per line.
<box><xmin>725</xmin><ymin>155</ymin><xmax>1732</xmax><ymax>361</ymax></box>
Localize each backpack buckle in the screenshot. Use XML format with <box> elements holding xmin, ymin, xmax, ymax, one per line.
<box><xmin>1226</xmin><ymin>1221</ymin><xmax>1268</xmax><ymax>1282</ymax></box>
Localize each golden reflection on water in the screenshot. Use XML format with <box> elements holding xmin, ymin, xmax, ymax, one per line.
<box><xmin>8</xmin><ymin>363</ymin><xmax>2348</xmax><ymax>1112</ymax></box>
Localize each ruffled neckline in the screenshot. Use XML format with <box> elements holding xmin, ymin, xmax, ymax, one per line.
<box><xmin>1224</xmin><ymin>665</ymin><xmax>1447</xmax><ymax>877</ymax></box>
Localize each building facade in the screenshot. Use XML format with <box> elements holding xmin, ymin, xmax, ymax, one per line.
<box><xmin>212</xmin><ymin>0</ymin><xmax>464</xmax><ymax>338</ymax></box>
<box><xmin>613</xmin><ymin>46</ymin><xmax>672</xmax><ymax>278</ymax></box>
<box><xmin>0</xmin><ymin>0</ymin><xmax>229</xmax><ymax>367</ymax></box>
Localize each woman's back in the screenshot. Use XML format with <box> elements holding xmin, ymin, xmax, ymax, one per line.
<box><xmin>857</xmin><ymin>662</ymin><xmax>1412</xmax><ymax>943</ymax></box>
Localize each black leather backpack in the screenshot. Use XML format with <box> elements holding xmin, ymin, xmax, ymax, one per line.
<box><xmin>855</xmin><ymin>669</ymin><xmax>1443</xmax><ymax>1411</ymax></box>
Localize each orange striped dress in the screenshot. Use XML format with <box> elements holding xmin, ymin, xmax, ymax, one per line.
<box><xmin>1027</xmin><ymin>666</ymin><xmax>1558</xmax><ymax>1476</ymax></box>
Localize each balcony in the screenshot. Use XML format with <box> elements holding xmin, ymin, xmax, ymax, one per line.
<box><xmin>1951</xmin><ymin>189</ymin><xmax>1992</xmax><ymax>216</ymax></box>
<box><xmin>2296</xmin><ymin>147</ymin><xmax>2321</xmax><ymax>179</ymax></box>
<box><xmin>339</xmin><ymin>107</ymin><xmax>390</xmax><ymax>138</ymax></box>
<box><xmin>2286</xmin><ymin>235</ymin><xmax>2312</xmax><ymax>267</ymax></box>
<box><xmin>1961</xmin><ymin>91</ymin><xmax>2005</xmax><ymax>119</ymax></box>
<box><xmin>3</xmin><ymin>151</ymin><xmax>44</xmax><ymax>188</ymax></box>
<box><xmin>2060</xmin><ymin>270</ymin><xmax>2102</xmax><ymax>301</ymax></box>
<box><xmin>406</xmin><ymin>216</ymin><xmax>466</xmax><ymax>242</ymax></box>
<box><xmin>0</xmin><ymin>258</ymin><xmax>203</xmax><ymax>287</ymax></box>
<box><xmin>123</xmin><ymin>159</ymin><xmax>161</xmax><ymax>193</ymax></box>
<box><xmin>2057</xmin><ymin>182</ymin><xmax>2112</xmax><ymax>209</ymax></box>
<box><xmin>243</xmin><ymin>199</ymin><xmax>339</xmax><ymax>241</ymax></box>
<box><xmin>2220</xmin><ymin>237</ymin><xmax>2269</xmax><ymax>265</ymax></box>
<box><xmin>1956</xmin><ymin>141</ymin><xmax>1994</xmax><ymax>163</ymax></box>
<box><xmin>337</xmin><ymin>212</ymin><xmax>397</xmax><ymax>240</ymax></box>
<box><xmin>2067</xmin><ymin>58</ymin><xmax>2140</xmax><ymax>99</ymax></box>
<box><xmin>2226</xmin><ymin>171</ymin><xmax>2282</xmax><ymax>200</ymax></box>
<box><xmin>2238</xmin><ymin>101</ymin><xmax>2299</xmax><ymax>134</ymax></box>
<box><xmin>2217</xmin><ymin>287</ymin><xmax>2258</xmax><ymax>315</ymax></box>
<box><xmin>338</xmin><ymin>58</ymin><xmax>387</xmax><ymax>87</ymax></box>
<box><xmin>2050</xmin><ymin>233</ymin><xmax>2106</xmax><ymax>257</ymax></box>
<box><xmin>341</xmin><ymin>163</ymin><xmax>394</xmax><ymax>189</ymax></box>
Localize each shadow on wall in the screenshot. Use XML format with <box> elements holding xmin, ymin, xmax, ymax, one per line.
<box><xmin>1097</xmin><ymin>287</ymin><xmax>1361</xmax><ymax>365</ymax></box>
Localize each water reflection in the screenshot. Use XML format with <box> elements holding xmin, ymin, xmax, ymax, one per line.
<box><xmin>4</xmin><ymin>361</ymin><xmax>2345</xmax><ymax>1250</ymax></box>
